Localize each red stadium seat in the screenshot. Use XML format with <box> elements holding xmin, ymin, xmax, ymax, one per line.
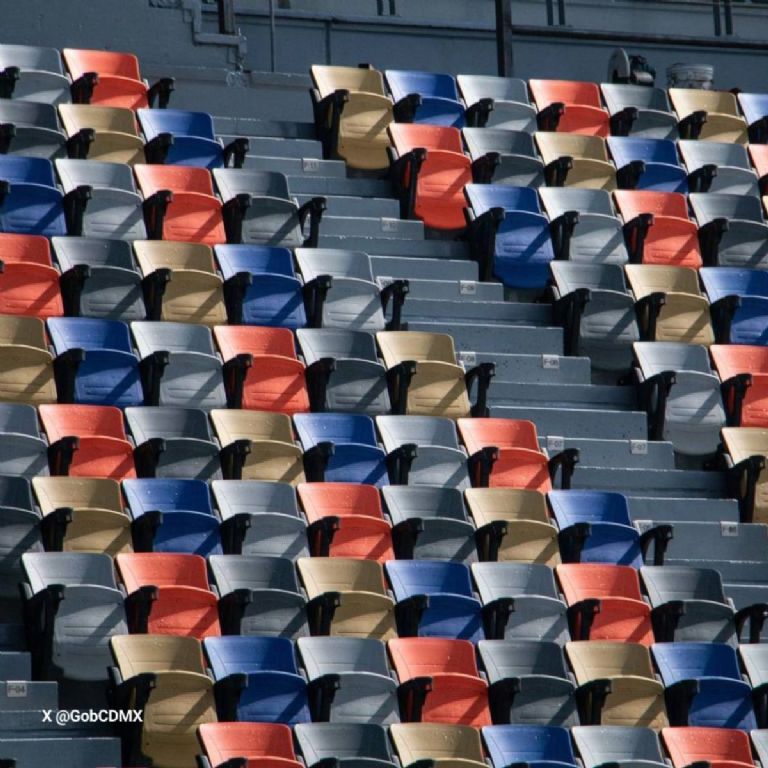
<box><xmin>388</xmin><ymin>637</ymin><xmax>491</xmax><ymax>726</ymax></box>
<box><xmin>116</xmin><ymin>552</ymin><xmax>221</xmax><ymax>639</ymax></box>
<box><xmin>711</xmin><ymin>344</ymin><xmax>768</xmax><ymax>427</ymax></box>
<box><xmin>529</xmin><ymin>79</ymin><xmax>610</xmax><ymax>137</ymax></box>
<box><xmin>38</xmin><ymin>404</ymin><xmax>136</xmax><ymax>480</ymax></box>
<box><xmin>556</xmin><ymin>563</ymin><xmax>654</xmax><ymax>645</ymax></box>
<box><xmin>197</xmin><ymin>722</ymin><xmax>303</xmax><ymax>768</ymax></box>
<box><xmin>662</xmin><ymin>727</ymin><xmax>755</xmax><ymax>768</ymax></box>
<box><xmin>0</xmin><ymin>233</ymin><xmax>63</xmax><ymax>319</ymax></box>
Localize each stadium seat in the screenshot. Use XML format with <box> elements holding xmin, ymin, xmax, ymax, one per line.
<box><xmin>122</xmin><ymin>477</ymin><xmax>222</xmax><ymax>557</ymax></box>
<box><xmin>0</xmin><ymin>43</ymin><xmax>71</xmax><ymax>104</ymax></box>
<box><xmin>737</xmin><ymin>92</ymin><xmax>768</xmax><ymax>143</ymax></box>
<box><xmin>376</xmin><ymin>331</ymin><xmax>491</xmax><ymax>418</ymax></box>
<box><xmin>208</xmin><ymin>553</ymin><xmax>308</xmax><ymax>638</ymax></box>
<box><xmin>39</xmin><ymin>403</ymin><xmax>136</xmax><ymax>480</ymax></box>
<box><xmin>556</xmin><ymin>563</ymin><xmax>653</xmax><ymax>644</ymax></box>
<box><xmin>0</xmin><ymin>100</ymin><xmax>67</xmax><ymax>159</ymax></box>
<box><xmin>213</xmin><ymin>169</ymin><xmax>325</xmax><ymax>247</ymax></box>
<box><xmin>387</xmin><ymin>123</ymin><xmax>475</xmax><ymax>231</ymax></box>
<box><xmin>0</xmin><ymin>403</ymin><xmax>47</xmax><ymax>477</ymax></box>
<box><xmin>52</xmin><ymin>236</ymin><xmax>145</xmax><ymax>320</ymax></box>
<box><xmin>472</xmin><ymin>562</ymin><xmax>569</xmax><ymax>643</ymax></box>
<box><xmin>566</xmin><ymin>640</ymin><xmax>668</xmax><ymax>728</ymax></box>
<box><xmin>689</xmin><ymin>193</ymin><xmax>768</xmax><ymax>269</ymax></box>
<box><xmin>20</xmin><ymin>551</ymin><xmax>128</xmax><ymax>681</ymax></box>
<box><xmin>711</xmin><ymin>345</ymin><xmax>768</xmax><ymax>426</ymax></box>
<box><xmin>389</xmin><ymin>723</ymin><xmax>487</xmax><ymax>768</ymax></box>
<box><xmin>294</xmin><ymin>722</ymin><xmax>397</xmax><ymax>768</ymax></box>
<box><xmin>109</xmin><ymin>634</ymin><xmax>216</xmax><ymax>768</ymax></box>
<box><xmin>296</xmin><ymin>556</ymin><xmax>397</xmax><ymax>639</ymax></box>
<box><xmin>678</xmin><ymin>140</ymin><xmax>759</xmax><ymax>196</ymax></box>
<box><xmin>297</xmin><ymin>636</ymin><xmax>399</xmax><ymax>723</ymax></box>
<box><xmin>0</xmin><ymin>156</ymin><xmax>66</xmax><ymax>237</ymax></box>
<box><xmin>62</xmin><ymin>48</ymin><xmax>173</xmax><ymax>110</ymax></box>
<box><xmin>652</xmin><ymin>642</ymin><xmax>757</xmax><ymax>729</ymax></box>
<box><xmin>535</xmin><ymin>133</ymin><xmax>616</xmax><ymax>190</ymax></box>
<box><xmin>739</xmin><ymin>644</ymin><xmax>768</xmax><ymax>727</ymax></box>
<box><xmin>549</xmin><ymin>262</ymin><xmax>639</xmax><ymax>370</ymax></box>
<box><xmin>197</xmin><ymin>722</ymin><xmax>303</xmax><ymax>768</ymax></box>
<box><xmin>32</xmin><ymin>475</ymin><xmax>132</xmax><ymax>554</ymax></box>
<box><xmin>298</xmin><ymin>482</ymin><xmax>393</xmax><ymax>561</ymax></box>
<box><xmin>633</xmin><ymin>342</ymin><xmax>725</xmax><ymax>455</ymax></box>
<box><xmin>388</xmin><ymin>638</ymin><xmax>491</xmax><ymax>725</ymax></box>
<box><xmin>625</xmin><ymin>266</ymin><xmax>714</xmax><ymax>344</ymax></box>
<box><xmin>641</xmin><ymin>566</ymin><xmax>739</xmax><ymax>645</ymax></box>
<box><xmin>55</xmin><ymin>158</ymin><xmax>147</xmax><ymax>240</ymax></box>
<box><xmin>749</xmin><ymin>144</ymin><xmax>768</xmax><ymax>195</ymax></box>
<box><xmin>668</xmin><ymin>88</ymin><xmax>748</xmax><ymax>143</ymax></box>
<box><xmin>385</xmin><ymin>560</ymin><xmax>484</xmax><ymax>641</ymax></box>
<box><xmin>572</xmin><ymin>725</ymin><xmax>668</xmax><ymax>768</ymax></box>
<box><xmin>529</xmin><ymin>79</ymin><xmax>610</xmax><ymax>137</ymax></box>
<box><xmin>125</xmin><ymin>405</ymin><xmax>222</xmax><ymax>481</ymax></box>
<box><xmin>457</xmin><ymin>75</ymin><xmax>538</xmax><ymax>132</ymax></box>
<box><xmin>662</xmin><ymin>726</ymin><xmax>756</xmax><ymax>768</ymax></box>
<box><xmin>297</xmin><ymin>329</ymin><xmax>392</xmax><ymax>415</ymax></box>
<box><xmin>116</xmin><ymin>552</ymin><xmax>221</xmax><ymax>638</ymax></box>
<box><xmin>462</xmin><ymin>127</ymin><xmax>545</xmax><ymax>187</ymax></box>
<box><xmin>57</xmin><ymin>104</ymin><xmax>145</xmax><ymax>164</ymax></box>
<box><xmin>310</xmin><ymin>65</ymin><xmax>394</xmax><ymax>170</ymax></box>
<box><xmin>701</xmin><ymin>270</ymin><xmax>768</xmax><ymax>345</ymax></box>
<box><xmin>384</xmin><ymin>69</ymin><xmax>466</xmax><ymax>127</ymax></box>
<box><xmin>482</xmin><ymin>724</ymin><xmax>578</xmax><ymax>768</ymax></box>
<box><xmin>204</xmin><ymin>635</ymin><xmax>310</xmax><ymax>724</ymax></box>
<box><xmin>138</xmin><ymin>108</ymin><xmax>247</xmax><ymax>168</ymax></box>
<box><xmin>720</xmin><ymin>427</ymin><xmax>768</xmax><ymax>524</ymax></box>
<box><xmin>0</xmin><ymin>314</ymin><xmax>56</xmax><ymax>404</ymax></box>
<box><xmin>600</xmin><ymin>83</ymin><xmax>680</xmax><ymax>139</ymax></box>
<box><xmin>465</xmin><ymin>183</ymin><xmax>555</xmax><ymax>290</ymax></box>
<box><xmin>212</xmin><ymin>479</ymin><xmax>309</xmax><ymax>559</ymax></box>
<box><xmin>47</xmin><ymin>317</ymin><xmax>144</xmax><ymax>407</ymax></box>
<box><xmin>382</xmin><ymin>485</ymin><xmax>477</xmax><ymax>562</ymax></box>
<box><xmin>477</xmin><ymin>640</ymin><xmax>577</xmax><ymax>725</ymax></box>
<box><xmin>466</xmin><ymin>488</ymin><xmax>560</xmax><ymax>565</ymax></box>
<box><xmin>132</xmin><ymin>320</ymin><xmax>227</xmax><ymax>409</ymax></box>
<box><xmin>133</xmin><ymin>240</ymin><xmax>227</xmax><ymax>325</ymax></box>
<box><xmin>608</xmin><ymin>137</ymin><xmax>688</xmax><ymax>193</ymax></box>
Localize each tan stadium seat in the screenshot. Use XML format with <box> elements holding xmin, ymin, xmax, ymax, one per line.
<box><xmin>464</xmin><ymin>488</ymin><xmax>560</xmax><ymax>564</ymax></box>
<box><xmin>133</xmin><ymin>241</ymin><xmax>227</xmax><ymax>326</ymax></box>
<box><xmin>110</xmin><ymin>634</ymin><xmax>217</xmax><ymax>768</ymax></box>
<box><xmin>566</xmin><ymin>640</ymin><xmax>668</xmax><ymax>728</ymax></box>
<box><xmin>297</xmin><ymin>556</ymin><xmax>397</xmax><ymax>640</ymax></box>
<box><xmin>376</xmin><ymin>331</ymin><xmax>471</xmax><ymax>418</ymax></box>
<box><xmin>668</xmin><ymin>89</ymin><xmax>748</xmax><ymax>145</ymax></box>
<box><xmin>389</xmin><ymin>723</ymin><xmax>487</xmax><ymax>768</ymax></box>
<box><xmin>0</xmin><ymin>315</ymin><xmax>56</xmax><ymax>405</ymax></box>
<box><xmin>535</xmin><ymin>133</ymin><xmax>616</xmax><ymax>190</ymax></box>
<box><xmin>210</xmin><ymin>409</ymin><xmax>305</xmax><ymax>485</ymax></box>
<box><xmin>721</xmin><ymin>427</ymin><xmax>768</xmax><ymax>524</ymax></box>
<box><xmin>311</xmin><ymin>65</ymin><xmax>394</xmax><ymax>171</ymax></box>
<box><xmin>625</xmin><ymin>265</ymin><xmax>714</xmax><ymax>345</ymax></box>
<box><xmin>58</xmin><ymin>104</ymin><xmax>145</xmax><ymax>165</ymax></box>
<box><xmin>32</xmin><ymin>476</ymin><xmax>132</xmax><ymax>555</ymax></box>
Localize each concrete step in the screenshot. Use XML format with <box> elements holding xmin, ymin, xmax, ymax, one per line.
<box><xmin>317</xmin><ymin>235</ymin><xmax>470</xmax><ymax>258</ymax></box>
<box><xmin>221</xmin><ymin>134</ymin><xmax>324</xmax><ymax>160</ymax></box>
<box><xmin>244</xmin><ymin>154</ymin><xmax>347</xmax><ymax>177</ymax></box>
<box><xmin>459</xmin><ymin>352</ymin><xmax>591</xmax><ymax>385</ymax></box>
<box><xmin>628</xmin><ymin>496</ymin><xmax>739</xmax><ymax>524</ymax></box>
<box><xmin>297</xmin><ymin>195</ymin><xmax>400</xmax><ymax>218</ymax></box>
<box><xmin>393</xmin><ymin>279</ymin><xmax>504</xmax><ymax>302</ymax></box>
<box><xmin>539</xmin><ymin>436</ymin><xmax>676</xmax><ymax>470</ymax></box>
<box><xmin>573</xmin><ymin>466</ymin><xmax>728</xmax><ymax>499</ymax></box>
<box><xmin>287</xmin><ymin>175</ymin><xmax>393</xmax><ymax>198</ymax></box>
<box><xmin>371</xmin><ymin>255</ymin><xmax>479</xmax><ymax>282</ymax></box>
<box><xmin>404</xmin><ymin>297</ymin><xmax>551</xmax><ymax>325</ymax></box>
<box><xmin>410</xmin><ymin>321</ymin><xmax>563</xmax><ymax>356</ymax></box>
<box><xmin>214</xmin><ymin>116</ymin><xmax>317</xmax><ymax>140</ymax></box>
<box><xmin>321</xmin><ymin>216</ymin><xmax>424</xmax><ymax>240</ymax></box>
<box><xmin>491</xmin><ymin>382</ymin><xmax>637</xmax><ymax>411</ymax></box>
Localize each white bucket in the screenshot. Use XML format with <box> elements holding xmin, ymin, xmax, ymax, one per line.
<box><xmin>667</xmin><ymin>63</ymin><xmax>715</xmax><ymax>90</ymax></box>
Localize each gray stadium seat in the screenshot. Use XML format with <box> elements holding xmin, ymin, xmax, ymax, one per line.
<box><xmin>382</xmin><ymin>486</ymin><xmax>477</xmax><ymax>563</ymax></box>
<box><xmin>294</xmin><ymin>723</ymin><xmax>397</xmax><ymax>768</ymax></box>
<box><xmin>0</xmin><ymin>101</ymin><xmax>66</xmax><ymax>159</ymax></box>
<box><xmin>462</xmin><ymin>127</ymin><xmax>545</xmax><ymax>187</ymax></box>
<box><xmin>678</xmin><ymin>140</ymin><xmax>759</xmax><ymax>196</ymax></box>
<box><xmin>208</xmin><ymin>553</ymin><xmax>308</xmax><ymax>638</ymax></box>
<box><xmin>457</xmin><ymin>75</ymin><xmax>538</xmax><ymax>132</ymax></box>
<box><xmin>0</xmin><ymin>44</ymin><xmax>71</xmax><ymax>104</ymax></box>
<box><xmin>572</xmin><ymin>725</ymin><xmax>668</xmax><ymax>768</ymax></box>
<box><xmin>124</xmin><ymin>406</ymin><xmax>222</xmax><ymax>480</ymax></box>
<box><xmin>0</xmin><ymin>404</ymin><xmax>48</xmax><ymax>477</ymax></box>
<box><xmin>600</xmin><ymin>83</ymin><xmax>679</xmax><ymax>139</ymax></box>
<box><xmin>297</xmin><ymin>637</ymin><xmax>399</xmax><ymax>723</ymax></box>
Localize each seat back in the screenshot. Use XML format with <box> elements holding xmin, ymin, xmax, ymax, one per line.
<box><xmin>116</xmin><ymin>552</ymin><xmax>211</xmax><ymax>591</ymax></box>
<box><xmin>530</xmin><ymin>79</ymin><xmax>602</xmax><ymax>108</ymax></box>
<box><xmin>311</xmin><ymin>65</ymin><xmax>388</xmax><ymax>97</ymax></box>
<box><xmin>388</xmin><ymin>123</ymin><xmax>464</xmax><ymax>155</ymax></box>
<box><xmin>111</xmin><ymin>634</ymin><xmax>207</xmax><ymax>677</ymax></box>
<box><xmin>386</xmin><ymin>560</ymin><xmax>474</xmax><ymax>599</ymax></box>
<box><xmin>669</xmin><ymin>88</ymin><xmax>740</xmax><ymax>118</ymax></box>
<box><xmin>457</xmin><ymin>75</ymin><xmax>530</xmax><ymax>105</ymax></box>
<box><xmin>23</xmin><ymin>551</ymin><xmax>118</xmax><ymax>591</ymax></box>
<box><xmin>566</xmin><ymin>640</ymin><xmax>655</xmax><ymax>682</ymax></box>
<box><xmin>465</xmin><ymin>184</ymin><xmax>541</xmax><ymax>215</ymax></box>
<box><xmin>377</xmin><ymin>331</ymin><xmax>457</xmax><ymax>366</ymax></box>
<box><xmin>458</xmin><ymin>417</ymin><xmax>539</xmax><ymax>453</ymax></box>
<box><xmin>548</xmin><ymin>490</ymin><xmax>632</xmax><ymax>527</ymax></box>
<box><xmin>557</xmin><ymin>563</ymin><xmax>643</xmax><ymax>602</ymax></box>
<box><xmin>137</xmin><ymin>109</ymin><xmax>215</xmax><ymax>140</ymax></box>
<box><xmin>214</xmin><ymin>325</ymin><xmax>296</xmax><ymax>359</ymax></box>
<box><xmin>294</xmin><ymin>412</ymin><xmax>378</xmax><ymax>448</ymax></box>
<box><xmin>536</xmin><ymin>133</ymin><xmax>608</xmax><ymax>162</ymax></box>
<box><xmin>63</xmin><ymin>48</ymin><xmax>142</xmax><ymax>80</ymax></box>
<box><xmin>388</xmin><ymin>637</ymin><xmax>479</xmax><ymax>678</ymax></box>
<box><xmin>297</xmin><ymin>557</ymin><xmax>388</xmax><ymax>597</ymax></box>
<box><xmin>58</xmin><ymin>104</ymin><xmax>140</xmax><ymax>136</ymax></box>
<box><xmin>678</xmin><ymin>140</ymin><xmax>751</xmax><ymax>171</ymax></box>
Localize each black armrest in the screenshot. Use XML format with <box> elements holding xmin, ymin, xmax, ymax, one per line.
<box><xmin>567</xmin><ymin>598</ymin><xmax>601</xmax><ymax>640</ymax></box>
<box><xmin>664</xmin><ymin>678</ymin><xmax>700</xmax><ymax>726</ymax></box>
<box><xmin>549</xmin><ymin>210</ymin><xmax>580</xmax><ymax>261</ymax></box>
<box><xmin>726</xmin><ymin>454</ymin><xmax>766</xmax><ymax>524</ymax></box>
<box><xmin>142</xmin><ymin>189</ymin><xmax>173</xmax><ymax>240</ymax></box>
<box><xmin>47</xmin><ymin>435</ymin><xmax>80</xmax><ymax>476</ymax></box>
<box><xmin>223</xmin><ymin>137</ymin><xmax>249</xmax><ymax>169</ymax></box>
<box><xmin>548</xmin><ymin>448</ymin><xmax>580</xmax><ymax>490</ymax></box>
<box><xmin>634</xmin><ymin>291</ymin><xmax>667</xmax><ymax>341</ymax></box>
<box><xmin>394</xmin><ymin>594</ymin><xmax>429</xmax><ymax>637</ymax></box>
<box><xmin>710</xmin><ymin>295</ymin><xmax>742</xmax><ymax>346</ymax></box>
<box><xmin>222</xmin><ymin>271</ymin><xmax>252</xmax><ymax>325</ymax></box>
<box><xmin>70</xmin><ymin>71</ymin><xmax>99</xmax><ymax>104</ymax></box>
<box><xmin>698</xmin><ymin>217</ymin><xmax>729</xmax><ymax>267</ymax></box>
<box><xmin>218</xmin><ymin>439</ymin><xmax>251</xmax><ymax>482</ymax></box>
<box><xmin>735</xmin><ymin>602</ymin><xmax>768</xmax><ymax>644</ymax></box>
<box><xmin>303</xmin><ymin>441</ymin><xmax>335</xmax><ymax>483</ymax></box>
<box><xmin>141</xmin><ymin>267</ymin><xmax>172</xmax><ymax>321</ymax></box>
<box><xmin>651</xmin><ymin>600</ymin><xmax>685</xmax><ymax>642</ymax></box>
<box><xmin>38</xmin><ymin>507</ymin><xmax>73</xmax><ymax>552</ymax></box>
<box><xmin>471</xmin><ymin>151</ymin><xmax>500</xmax><ymax>183</ymax></box>
<box><xmin>133</xmin><ymin>437</ymin><xmax>166</xmax><ymax>479</ymax></box>
<box><xmin>386</xmin><ymin>443</ymin><xmax>418</xmax><ymax>486</ymax></box>
<box><xmin>465</xmin><ymin>362</ymin><xmax>496</xmax><ymax>418</ymax></box>
<box><xmin>622</xmin><ymin>213</ymin><xmax>654</xmax><ymax>264</ymax></box>
<box><xmin>386</xmin><ymin>360</ymin><xmax>418</xmax><ymax>415</ymax></box>
<box><xmin>574</xmin><ymin>678</ymin><xmax>613</xmax><ymax>725</ymax></box>
<box><xmin>222</xmin><ymin>193</ymin><xmax>252</xmax><ymax>244</ymax></box>
<box><xmin>639</xmin><ymin>523</ymin><xmax>673</xmax><ymax>565</ymax></box>
<box><xmin>721</xmin><ymin>371</ymin><xmax>752</xmax><ymax>426</ymax></box>
<box><xmin>298</xmin><ymin>197</ymin><xmax>326</xmax><ymax>248</ymax></box>
<box><xmin>558</xmin><ymin>522</ymin><xmax>592</xmax><ymax>564</ymax></box>
<box><xmin>302</xmin><ymin>274</ymin><xmax>333</xmax><ymax>329</ymax></box>
<box><xmin>748</xmin><ymin>115</ymin><xmax>768</xmax><ymax>144</ymax></box>
<box><xmin>59</xmin><ymin>263</ymin><xmax>91</xmax><ymax>317</ymax></box>
<box><xmin>537</xmin><ymin>102</ymin><xmax>565</xmax><ymax>131</ymax></box>
<box><xmin>466</xmin><ymin>206</ymin><xmax>505</xmax><ymax>282</ymax></box>
<box><xmin>131</xmin><ymin>510</ymin><xmax>163</xmax><ymax>552</ymax></box>
<box><xmin>393</xmin><ymin>93</ymin><xmax>422</xmax><ymax>123</ymax></box>
<box><xmin>65</xmin><ymin>127</ymin><xmax>94</xmax><ymax>160</ymax></box>
<box><xmin>312</xmin><ymin>89</ymin><xmax>349</xmax><ymax>158</ymax></box>
<box><xmin>553</xmin><ymin>286</ymin><xmax>591</xmax><ymax>357</ymax></box>
<box><xmin>475</xmin><ymin>519</ymin><xmax>508</xmax><ymax>562</ymax></box>
<box><xmin>380</xmin><ymin>278</ymin><xmax>410</xmax><ymax>331</ymax></box>
<box><xmin>0</xmin><ymin>65</ymin><xmax>20</xmax><ymax>99</ymax></box>
<box><xmin>609</xmin><ymin>106</ymin><xmax>638</xmax><ymax>136</ymax></box>
<box><xmin>219</xmin><ymin>513</ymin><xmax>252</xmax><ymax>555</ymax></box>
<box><xmin>214</xmin><ymin>672</ymin><xmax>247</xmax><ymax>722</ymax></box>
<box><xmin>218</xmin><ymin>588</ymin><xmax>253</xmax><ymax>635</ymax></box>
<box><xmin>305</xmin><ymin>357</ymin><xmax>336</xmax><ymax>412</ymax></box>
<box><xmin>398</xmin><ymin>676</ymin><xmax>433</xmax><ymax>722</ymax></box>
<box><xmin>468</xmin><ymin>446</ymin><xmax>499</xmax><ymax>488</ymax></box>
<box><xmin>482</xmin><ymin>596</ymin><xmax>515</xmax><ymax>641</ymax></box>
<box><xmin>143</xmin><ymin>132</ymin><xmax>174</xmax><ymax>165</ymax></box>
<box><xmin>53</xmin><ymin>347</ymin><xmax>85</xmax><ymax>404</ymax></box>
<box><xmin>124</xmin><ymin>584</ymin><xmax>158</xmax><ymax>633</ymax></box>
<box><xmin>306</xmin><ymin>591</ymin><xmax>341</xmax><ymax>635</ymax></box>
<box><xmin>62</xmin><ymin>184</ymin><xmax>92</xmax><ymax>236</ymax></box>
<box><xmin>637</xmin><ymin>369</ymin><xmax>676</xmax><ymax>441</ymax></box>
<box><xmin>221</xmin><ymin>353</ymin><xmax>253</xmax><ymax>409</ymax></box>
<box><xmin>488</xmin><ymin>677</ymin><xmax>520</xmax><ymax>724</ymax></box>
<box><xmin>112</xmin><ymin>670</ymin><xmax>156</xmax><ymax>713</ymax></box>
<box><xmin>390</xmin><ymin>148</ymin><xmax>427</xmax><ymax>220</ymax></box>
<box><xmin>146</xmin><ymin>77</ymin><xmax>175</xmax><ymax>109</ymax></box>
<box><xmin>307</xmin><ymin>673</ymin><xmax>341</xmax><ymax>722</ymax></box>
<box><xmin>544</xmin><ymin>156</ymin><xmax>572</xmax><ymax>187</ymax></box>
<box><xmin>22</xmin><ymin>583</ymin><xmax>64</xmax><ymax>678</ymax></box>
<box><xmin>687</xmin><ymin>163</ymin><xmax>718</xmax><ymax>194</ymax></box>
<box><xmin>307</xmin><ymin>515</ymin><xmax>340</xmax><ymax>557</ymax></box>
<box><xmin>616</xmin><ymin>160</ymin><xmax>646</xmax><ymax>190</ymax></box>
<box><xmin>139</xmin><ymin>350</ymin><xmax>170</xmax><ymax>406</ymax></box>
<box><xmin>391</xmin><ymin>517</ymin><xmax>424</xmax><ymax>560</ymax></box>
<box><xmin>465</xmin><ymin>97</ymin><xmax>495</xmax><ymax>128</ymax></box>
<box><xmin>0</xmin><ymin>122</ymin><xmax>15</xmax><ymax>154</ymax></box>
<box><xmin>677</xmin><ymin>110</ymin><xmax>708</xmax><ymax>140</ymax></box>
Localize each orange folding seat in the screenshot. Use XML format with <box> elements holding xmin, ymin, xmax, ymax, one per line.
<box><xmin>457</xmin><ymin>417</ymin><xmax>577</xmax><ymax>491</ymax></box>
<box><xmin>613</xmin><ymin>190</ymin><xmax>702</xmax><ymax>267</ymax></box>
<box><xmin>197</xmin><ymin>722</ymin><xmax>303</xmax><ymax>768</ymax></box>
<box><xmin>388</xmin><ymin>124</ymin><xmax>472</xmax><ymax>231</ymax></box>
<box><xmin>711</xmin><ymin>344</ymin><xmax>768</xmax><ymax>427</ymax></box>
<box><xmin>134</xmin><ymin>164</ymin><xmax>226</xmax><ymax>245</ymax></box>
<box><xmin>297</xmin><ymin>482</ymin><xmax>394</xmax><ymax>562</ymax></box>
<box><xmin>116</xmin><ymin>552</ymin><xmax>221</xmax><ymax>639</ymax></box>
<box><xmin>556</xmin><ymin>563</ymin><xmax>654</xmax><ymax>646</ymax></box>
<box><xmin>529</xmin><ymin>79</ymin><xmax>610</xmax><ymax>137</ymax></box>
<box><xmin>38</xmin><ymin>404</ymin><xmax>136</xmax><ymax>480</ymax></box>
<box><xmin>0</xmin><ymin>233</ymin><xmax>63</xmax><ymax>318</ymax></box>
<box><xmin>62</xmin><ymin>48</ymin><xmax>173</xmax><ymax>110</ymax></box>
<box><xmin>662</xmin><ymin>727</ymin><xmax>755</xmax><ymax>768</ymax></box>
<box><xmin>214</xmin><ymin>326</ymin><xmax>310</xmax><ymax>414</ymax></box>
<box><xmin>388</xmin><ymin>638</ymin><xmax>492</xmax><ymax>726</ymax></box>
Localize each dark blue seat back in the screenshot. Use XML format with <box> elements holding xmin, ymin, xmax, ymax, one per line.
<box><xmin>138</xmin><ymin>109</ymin><xmax>216</xmax><ymax>141</ymax></box>
<box><xmin>240</xmin><ymin>274</ymin><xmax>307</xmax><ymax>329</ymax></box>
<box><xmin>386</xmin><ymin>560</ymin><xmax>474</xmax><ymax>599</ymax></box>
<box><xmin>294</xmin><ymin>413</ymin><xmax>378</xmax><ymax>449</ymax></box>
<box><xmin>215</xmin><ymin>245</ymin><xmax>296</xmax><ymax>279</ymax></box>
<box><xmin>385</xmin><ymin>69</ymin><xmax>466</xmax><ymax>128</ymax></box>
<box><xmin>47</xmin><ymin>318</ymin><xmax>134</xmax><ymax>353</ymax></box>
<box><xmin>0</xmin><ymin>156</ymin><xmax>57</xmax><ymax>186</ymax></box>
<box><xmin>466</xmin><ymin>184</ymin><xmax>542</xmax><ymax>216</ymax></box>
<box><xmin>700</xmin><ymin>267</ymin><xmax>768</xmax><ymax>301</ymax></box>
<box><xmin>122</xmin><ymin>478</ymin><xmax>213</xmax><ymax>515</ymax></box>
<box><xmin>652</xmin><ymin>642</ymin><xmax>741</xmax><ymax>683</ymax></box>
<box><xmin>482</xmin><ymin>725</ymin><xmax>577</xmax><ymax>768</ymax></box>
<box><xmin>548</xmin><ymin>490</ymin><xmax>632</xmax><ymax>527</ymax></box>
<box><xmin>0</xmin><ymin>184</ymin><xmax>66</xmax><ymax>236</ymax></box>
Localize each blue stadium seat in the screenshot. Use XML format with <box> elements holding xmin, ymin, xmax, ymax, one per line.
<box><xmin>293</xmin><ymin>413</ymin><xmax>389</xmax><ymax>486</ymax></box>
<box><xmin>652</xmin><ymin>642</ymin><xmax>757</xmax><ymax>730</ymax></box>
<box><xmin>46</xmin><ymin>317</ymin><xmax>144</xmax><ymax>406</ymax></box>
<box><xmin>204</xmin><ymin>635</ymin><xmax>310</xmax><ymax>724</ymax></box>
<box><xmin>465</xmin><ymin>184</ymin><xmax>555</xmax><ymax>289</ymax></box>
<box><xmin>482</xmin><ymin>725</ymin><xmax>578</xmax><ymax>768</ymax></box>
<box><xmin>385</xmin><ymin>69</ymin><xmax>466</xmax><ymax>127</ymax></box>
<box><xmin>699</xmin><ymin>267</ymin><xmax>768</xmax><ymax>345</ymax></box>
<box><xmin>0</xmin><ymin>156</ymin><xmax>66</xmax><ymax>236</ymax></box>
<box><xmin>607</xmin><ymin>137</ymin><xmax>688</xmax><ymax>193</ymax></box>
<box><xmin>385</xmin><ymin>560</ymin><xmax>484</xmax><ymax>642</ymax></box>
<box><xmin>122</xmin><ymin>478</ymin><xmax>222</xmax><ymax>556</ymax></box>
